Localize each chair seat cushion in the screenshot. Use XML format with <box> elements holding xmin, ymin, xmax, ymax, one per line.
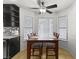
<box><xmin>31</xmin><ymin>43</ymin><xmax>42</xmax><ymax>48</ymax></box>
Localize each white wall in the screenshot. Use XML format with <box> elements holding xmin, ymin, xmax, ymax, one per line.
<box><xmin>68</xmin><ymin>3</ymin><xmax>76</xmax><ymax>58</ymax></box>
<box><xmin>56</xmin><ymin>2</ymin><xmax>76</xmax><ymax>58</ymax></box>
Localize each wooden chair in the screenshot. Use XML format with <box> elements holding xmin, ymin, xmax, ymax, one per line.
<box><xmin>46</xmin><ymin>32</ymin><xmax>59</xmax><ymax>59</ymax></box>
<box><xmin>53</xmin><ymin>32</ymin><xmax>59</xmax><ymax>39</ymax></box>
<box><xmin>27</xmin><ymin>33</ymin><xmax>43</xmax><ymax>59</ymax></box>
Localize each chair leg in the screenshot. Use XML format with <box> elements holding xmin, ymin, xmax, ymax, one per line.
<box><xmin>31</xmin><ymin>48</ymin><xmax>42</xmax><ymax>59</ymax></box>
<box><xmin>46</xmin><ymin>48</ymin><xmax>48</xmax><ymax>59</ymax></box>
<box><xmin>32</xmin><ymin>48</ymin><xmax>34</xmax><ymax>56</ymax></box>
<box><xmin>39</xmin><ymin>48</ymin><xmax>42</xmax><ymax>59</ymax></box>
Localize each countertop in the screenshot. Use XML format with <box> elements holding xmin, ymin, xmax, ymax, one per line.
<box><xmin>3</xmin><ymin>35</ymin><xmax>19</xmax><ymax>39</ymax></box>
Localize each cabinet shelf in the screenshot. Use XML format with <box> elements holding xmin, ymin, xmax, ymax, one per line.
<box><xmin>11</xmin><ymin>9</ymin><xmax>19</xmax><ymax>13</ymax></box>
<box><xmin>11</xmin><ymin>15</ymin><xmax>19</xmax><ymax>18</ymax></box>
<box><xmin>11</xmin><ymin>12</ymin><xmax>19</xmax><ymax>16</ymax></box>
<box><xmin>11</xmin><ymin>21</ymin><xmax>19</xmax><ymax>23</ymax></box>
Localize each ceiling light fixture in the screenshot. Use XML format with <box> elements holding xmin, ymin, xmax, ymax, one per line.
<box><xmin>40</xmin><ymin>8</ymin><xmax>46</xmax><ymax>14</ymax></box>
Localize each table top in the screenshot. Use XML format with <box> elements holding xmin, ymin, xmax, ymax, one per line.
<box><xmin>27</xmin><ymin>38</ymin><xmax>59</xmax><ymax>42</ymax></box>
<box><xmin>27</xmin><ymin>35</ymin><xmax>58</xmax><ymax>40</ymax></box>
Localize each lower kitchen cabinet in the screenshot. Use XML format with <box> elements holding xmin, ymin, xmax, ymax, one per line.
<box><xmin>9</xmin><ymin>37</ymin><xmax>20</xmax><ymax>58</ymax></box>
<box><xmin>3</xmin><ymin>37</ymin><xmax>20</xmax><ymax>59</ymax></box>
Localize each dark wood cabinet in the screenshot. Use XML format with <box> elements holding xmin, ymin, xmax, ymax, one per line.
<box><xmin>3</xmin><ymin>37</ymin><xmax>20</xmax><ymax>59</ymax></box>
<box><xmin>9</xmin><ymin>37</ymin><xmax>20</xmax><ymax>58</ymax></box>
<box><xmin>3</xmin><ymin>13</ymin><xmax>11</xmax><ymax>27</ymax></box>
<box><xmin>3</xmin><ymin>4</ymin><xmax>19</xmax><ymax>27</ymax></box>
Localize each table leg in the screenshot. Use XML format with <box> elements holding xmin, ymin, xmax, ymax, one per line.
<box><xmin>55</xmin><ymin>42</ymin><xmax>58</xmax><ymax>59</ymax></box>
<box><xmin>27</xmin><ymin>42</ymin><xmax>31</xmax><ymax>59</ymax></box>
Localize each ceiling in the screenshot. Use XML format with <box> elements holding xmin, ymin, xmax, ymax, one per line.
<box><xmin>3</xmin><ymin>0</ymin><xmax>75</xmax><ymax>13</ymax></box>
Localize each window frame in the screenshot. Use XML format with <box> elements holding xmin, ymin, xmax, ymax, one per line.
<box><xmin>38</xmin><ymin>17</ymin><xmax>55</xmax><ymax>38</ymax></box>
<box><xmin>57</xmin><ymin>16</ymin><xmax>68</xmax><ymax>41</ymax></box>
<box><xmin>23</xmin><ymin>16</ymin><xmax>33</xmax><ymax>40</ymax></box>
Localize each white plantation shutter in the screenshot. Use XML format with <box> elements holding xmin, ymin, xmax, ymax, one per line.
<box><xmin>38</xmin><ymin>18</ymin><xmax>49</xmax><ymax>39</ymax></box>
<box><xmin>58</xmin><ymin>16</ymin><xmax>68</xmax><ymax>41</ymax></box>
<box><xmin>38</xmin><ymin>17</ymin><xmax>54</xmax><ymax>39</ymax></box>
<box><xmin>23</xmin><ymin>16</ymin><xmax>33</xmax><ymax>40</ymax></box>
<box><xmin>49</xmin><ymin>19</ymin><xmax>53</xmax><ymax>38</ymax></box>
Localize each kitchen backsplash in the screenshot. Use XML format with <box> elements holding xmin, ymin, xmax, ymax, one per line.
<box><xmin>3</xmin><ymin>27</ymin><xmax>19</xmax><ymax>36</ymax></box>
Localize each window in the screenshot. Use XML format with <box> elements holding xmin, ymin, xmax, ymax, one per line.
<box><xmin>23</xmin><ymin>16</ymin><xmax>33</xmax><ymax>40</ymax></box>
<box><xmin>58</xmin><ymin>16</ymin><xmax>68</xmax><ymax>41</ymax></box>
<box><xmin>38</xmin><ymin>17</ymin><xmax>54</xmax><ymax>39</ymax></box>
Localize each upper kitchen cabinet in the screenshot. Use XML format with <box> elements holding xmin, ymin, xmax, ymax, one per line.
<box><xmin>3</xmin><ymin>4</ymin><xmax>19</xmax><ymax>27</ymax></box>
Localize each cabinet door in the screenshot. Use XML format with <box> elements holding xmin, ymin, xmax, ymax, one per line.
<box><xmin>3</xmin><ymin>4</ymin><xmax>10</xmax><ymax>13</ymax></box>
<box><xmin>3</xmin><ymin>13</ymin><xmax>12</xmax><ymax>27</ymax></box>
<box><xmin>11</xmin><ymin>5</ymin><xmax>19</xmax><ymax>27</ymax></box>
<box><xmin>3</xmin><ymin>4</ymin><xmax>11</xmax><ymax>27</ymax></box>
<box><xmin>9</xmin><ymin>37</ymin><xmax>20</xmax><ymax>58</ymax></box>
<box><xmin>3</xmin><ymin>4</ymin><xmax>19</xmax><ymax>27</ymax></box>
